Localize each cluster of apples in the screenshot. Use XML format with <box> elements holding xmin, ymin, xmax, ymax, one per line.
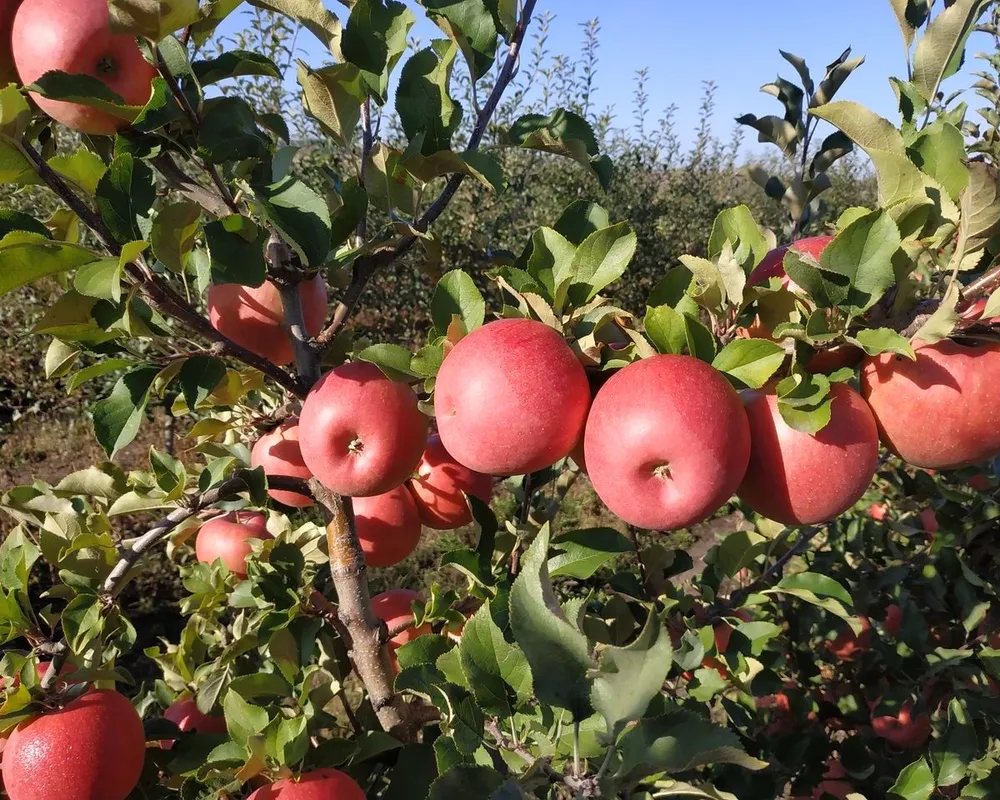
<box><xmin>1</xmin><ymin>0</ymin><xmax>158</xmax><ymax>136</ymax></box>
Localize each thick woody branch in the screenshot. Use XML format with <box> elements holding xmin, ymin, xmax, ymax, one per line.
<box><xmin>310</xmin><ymin>479</ymin><xmax>421</xmax><ymax>741</ymax></box>
<box><xmin>21</xmin><ymin>142</ymin><xmax>306</xmax><ymax>397</ymax></box>
<box><xmin>959</xmin><ymin>262</ymin><xmax>1000</xmax><ymax>308</ymax></box>
<box><xmin>271</xmin><ymin>236</ymin><xmax>322</xmax><ymax>386</ymax></box>
<box><xmin>313</xmin><ymin>0</ymin><xmax>539</xmax><ymax>349</ymax></box>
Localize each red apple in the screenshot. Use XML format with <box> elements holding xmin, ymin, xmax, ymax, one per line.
<box><xmin>194</xmin><ymin>511</ymin><xmax>271</xmax><ymax>577</ymax></box>
<box><xmin>407</xmin><ymin>434</ymin><xmax>493</xmax><ymax>530</ymax></box>
<box><xmin>804</xmin><ymin>344</ymin><xmax>863</xmax><ymax>375</ymax></box>
<box><xmin>826</xmin><ymin>616</ymin><xmax>873</xmax><ymax>661</ymax></box>
<box><xmin>861</xmin><ymin>339</ymin><xmax>1000</xmax><ymax>469</ymax></box>
<box><xmin>869</xmin><ymin>503</ymin><xmax>887</xmax><ymax>522</ymax></box>
<box><xmin>354</xmin><ymin>485</ymin><xmax>422</xmax><ymax>568</ymax></box>
<box><xmin>246</xmin><ymin>768</ymin><xmax>365</xmax><ymax>800</ymax></box>
<box><xmin>299</xmin><ymin>361</ymin><xmax>427</xmax><ymax>497</ymax></box>
<box><xmin>584</xmin><ymin>355</ymin><xmax>751</xmax><ymax>530</ymax></box>
<box><xmin>250</xmin><ymin>420</ymin><xmax>313</xmax><ymax>508</ymax></box>
<box><xmin>747</xmin><ymin>235</ymin><xmax>834</xmax><ymax>294</ymax></box>
<box><xmin>969</xmin><ymin>473</ymin><xmax>992</xmax><ymax>492</ymax></box>
<box><xmin>737</xmin><ymin>383</ymin><xmax>879</xmax><ymax>525</ymax></box>
<box><xmin>208</xmin><ymin>276</ymin><xmax>327</xmax><ymax>367</ymax></box>
<box><xmin>434</xmin><ymin>318</ymin><xmax>590</xmax><ymax>475</ymax></box>
<box><xmin>2</xmin><ymin>689</ymin><xmax>145</xmax><ymax>800</ymax></box>
<box><xmin>12</xmin><ymin>0</ymin><xmax>157</xmax><ymax>135</ymax></box>
<box><xmin>919</xmin><ymin>507</ymin><xmax>939</xmax><ymax>533</ymax></box>
<box><xmin>371</xmin><ymin>589</ymin><xmax>431</xmax><ymax>651</ymax></box>
<box><xmin>0</xmin><ymin>1</ymin><xmax>22</xmax><ymax>84</ymax></box>
<box><xmin>871</xmin><ymin>701</ymin><xmax>931</xmax><ymax>749</ymax></box>
<box><xmin>713</xmin><ymin>609</ymin><xmax>752</xmax><ymax>654</ymax></box>
<box><xmin>160</xmin><ymin>696</ymin><xmax>226</xmax><ymax>749</ymax></box>
<box><xmin>884</xmin><ymin>604</ymin><xmax>903</xmax><ymax>638</ymax></box>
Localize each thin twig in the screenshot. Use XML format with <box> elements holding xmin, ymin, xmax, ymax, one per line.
<box><xmin>22</xmin><ymin>139</ymin><xmax>306</xmax><ymax>397</ymax></box>
<box><xmin>312</xmin><ymin>0</ymin><xmax>539</xmax><ymax>349</ymax></box>
<box><xmin>156</xmin><ymin>49</ymin><xmax>239</xmax><ymax>213</ymax></box>
<box><xmin>151</xmin><ymin>153</ymin><xmax>234</xmax><ymax>218</ymax></box>
<box><xmin>358</xmin><ymin>97</ymin><xmax>373</xmax><ymax>240</ymax></box>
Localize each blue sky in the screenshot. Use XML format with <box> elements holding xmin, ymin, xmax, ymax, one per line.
<box><xmin>222</xmin><ymin>1</ymin><xmax>995</xmax><ymax>150</ymax></box>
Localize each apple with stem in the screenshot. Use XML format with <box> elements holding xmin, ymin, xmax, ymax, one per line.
<box><xmin>584</xmin><ymin>354</ymin><xmax>751</xmax><ymax>531</ymax></box>
<box><xmin>12</xmin><ymin>0</ymin><xmax>158</xmax><ymax>135</ymax></box>
<box><xmin>299</xmin><ymin>361</ymin><xmax>428</xmax><ymax>497</ymax></box>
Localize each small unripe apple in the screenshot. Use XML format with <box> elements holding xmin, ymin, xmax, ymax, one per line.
<box><xmin>299</xmin><ymin>361</ymin><xmax>428</xmax><ymax>497</ymax></box>
<box><xmin>250</xmin><ymin>420</ymin><xmax>313</xmax><ymax>508</ymax></box>
<box><xmin>737</xmin><ymin>383</ymin><xmax>879</xmax><ymax>525</ymax></box>
<box><xmin>871</xmin><ymin>701</ymin><xmax>931</xmax><ymax>749</ymax></box>
<box><xmin>919</xmin><ymin>507</ymin><xmax>939</xmax><ymax>533</ymax></box>
<box><xmin>826</xmin><ymin>616</ymin><xmax>873</xmax><ymax>661</ymax></box>
<box><xmin>3</xmin><ymin>689</ymin><xmax>145</xmax><ymax>800</ymax></box>
<box><xmin>884</xmin><ymin>604</ymin><xmax>903</xmax><ymax>638</ymax></box>
<box><xmin>969</xmin><ymin>473</ymin><xmax>992</xmax><ymax>492</ymax></box>
<box><xmin>246</xmin><ymin>768</ymin><xmax>366</xmax><ymax>800</ymax></box>
<box><xmin>354</xmin><ymin>485</ymin><xmax>422</xmax><ymax>568</ymax></box>
<box><xmin>408</xmin><ymin>434</ymin><xmax>493</xmax><ymax>529</ymax></box>
<box><xmin>12</xmin><ymin>0</ymin><xmax>158</xmax><ymax>135</ymax></box>
<box><xmin>370</xmin><ymin>589</ymin><xmax>432</xmax><ymax>672</ymax></box>
<box><xmin>194</xmin><ymin>511</ymin><xmax>271</xmax><ymax>577</ymax></box>
<box><xmin>160</xmin><ymin>696</ymin><xmax>227</xmax><ymax>749</ymax></box>
<box><xmin>861</xmin><ymin>339</ymin><xmax>1000</xmax><ymax>469</ymax></box>
<box><xmin>584</xmin><ymin>354</ymin><xmax>751</xmax><ymax>531</ymax></box>
<box><xmin>434</xmin><ymin>318</ymin><xmax>591</xmax><ymax>476</ymax></box>
<box><xmin>869</xmin><ymin>503</ymin><xmax>887</xmax><ymax>522</ymax></box>
<box><xmin>208</xmin><ymin>276</ymin><xmax>328</xmax><ymax>367</ymax></box>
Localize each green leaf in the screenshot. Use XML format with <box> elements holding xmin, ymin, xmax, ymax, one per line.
<box><xmin>908</xmin><ymin>121</ymin><xmax>969</xmax><ymax>201</ymax></box>
<box><xmin>848</xmin><ymin>328</ymin><xmax>916</xmax><ymax>359</ymax></box>
<box><xmin>567</xmin><ymin>222</ymin><xmax>637</xmax><ymax>305</ymax></box>
<box><xmin>383</xmin><ymin>744</ymin><xmax>439</xmax><ymax>800</ymax></box>
<box><xmin>178</xmin><ymin>356</ymin><xmax>227</xmax><ymax>411</ymax></box>
<box><xmin>712</xmin><ymin>339</ymin><xmax>786</xmax><ymax>390</ymax></box>
<box><xmin>342</xmin><ymin>0</ymin><xmax>415</xmax><ymax>101</ymax></box>
<box><xmin>223</xmin><ymin>688</ymin><xmax>270</xmax><ymax>748</ymax></box>
<box><xmin>193</xmin><ymin>50</ymin><xmax>281</xmax><ymax>85</ymax></box>
<box><xmin>198</xmin><ymin>97</ymin><xmax>271</xmax><ymax>164</ymax></box>
<box><xmin>889</xmin><ymin>0</ymin><xmax>929</xmax><ymax>51</ymax></box>
<box><xmin>432</xmin><ymin>269</ymin><xmax>486</xmax><ymax>333</ymax></box>
<box><xmin>548</xmin><ymin>528</ymin><xmax>634</xmax><ymax>580</ymax></box>
<box><xmin>27</xmin><ymin>70</ymin><xmax>144</xmax><ymax>122</ymax></box>
<box><xmin>108</xmin><ymin>0</ymin><xmax>200</xmax><ymax>38</ymax></box>
<box><xmin>591</xmin><ymin>614</ymin><xmax>673</xmax><ymax>736</ymax></box>
<box><xmin>644</xmin><ymin>304</ymin><xmax>687</xmax><ymax>355</ymax></box>
<box><xmin>73</xmin><ymin>258</ymin><xmax>124</xmax><ymax>303</ymax></box>
<box><xmin>775</xmin><ymin>572</ymin><xmax>852</xmax><ymax>606</ymax></box>
<box><xmin>459</xmin><ymin>602</ymin><xmax>532</xmax><ymax>719</ymax></box>
<box><xmin>708</xmin><ymin>206</ymin><xmax>768</xmax><ymax>271</ymax></box>
<box><xmin>151</xmin><ymin>202</ymin><xmax>201</xmax><ymax>273</ymax></box>
<box><xmin>297</xmin><ymin>61</ymin><xmax>365</xmax><ymax>147</ymax></box>
<box><xmin>356</xmin><ymin>343</ymin><xmax>417</xmax><ymax>380</ymax></box>
<box><xmin>330</xmin><ymin>177</ymin><xmax>368</xmax><ymax>248</ymax></box>
<box><xmin>396</xmin><ymin>40</ymin><xmax>463</xmax><ymax>156</ymax></box>
<box><xmin>364</xmin><ymin>143</ymin><xmax>418</xmax><ymax>216</ymax></box>
<box><xmin>61</xmin><ymin>593</ymin><xmax>104</xmax><ymax>652</ymax></box>
<box><xmin>957</xmin><ymin>161</ymin><xmax>1000</xmax><ymax>257</ymax></box>
<box><xmin>0</xmin><ymin>232</ymin><xmax>100</xmax><ymax>297</ymax></box>
<box><xmin>204</xmin><ymin>215</ymin><xmax>269</xmax><ymax>287</ymax></box>
<box><xmin>410</xmin><ymin>343</ymin><xmax>445</xmax><ymax>378</ymax></box>
<box><xmin>255</xmin><ymin>177</ymin><xmax>332</xmax><ymax>268</ymax></box>
<box><xmin>91</xmin><ymin>366</ymin><xmax>160</xmax><ymax>458</ymax></box>
<box><xmin>67</xmin><ymin>359</ymin><xmax>133</xmax><ymax>392</ymax></box>
<box><xmin>890</xmin><ymin>757</ymin><xmax>935</xmax><ymax>800</ymax></box>
<box><xmin>764</xmin><ymin>575</ymin><xmax>859</xmax><ymax>630</ymax></box>
<box><xmin>619</xmin><ymin>711</ymin><xmax>767</xmax><ymax>777</ymax></box>
<box><xmin>96</xmin><ymin>154</ymin><xmax>155</xmax><ymax>245</ymax></box>
<box><xmin>506</xmin><ymin>108</ymin><xmax>613</xmax><ymax>191</ymax></box>
<box><xmin>912</xmin><ymin>0</ymin><xmax>991</xmax><ymax>103</ymax></box>
<box><xmin>427</xmin><ymin>766</ymin><xmax>503</xmax><ymax>800</ymax></box>
<box><xmin>736</xmin><ymin>113</ymin><xmax>799</xmax><ymax>157</ymax></box>
<box><xmin>248</xmin><ymin>0</ymin><xmax>344</xmax><ymax>58</ymax></box>
<box><xmin>819</xmin><ymin>209</ymin><xmax>901</xmax><ymax>312</ymax></box>
<box><xmin>810</xmin><ymin>47</ymin><xmax>866</xmax><ymax>107</ymax></box>
<box><xmin>45</xmin><ymin>338</ymin><xmax>80</xmax><ymax>379</ymax></box>
<box><xmin>929</xmin><ymin>698</ymin><xmax>976</xmax><ymax>788</ymax></box>
<box><xmin>0</xmin><ymin>210</ymin><xmax>50</xmax><ymax>240</ymax></box>
<box><xmin>420</xmin><ymin>0</ymin><xmax>499</xmax><ymax>80</ymax></box>
<box><xmin>509</xmin><ymin>524</ymin><xmax>595</xmax><ymax>721</ymax></box>
<box><xmin>275</xmin><ymin>715</ymin><xmax>309</xmax><ymax>766</ymax></box>
<box><xmin>404</xmin><ymin>149</ymin><xmax>505</xmax><ymax>193</ymax></box>
<box><xmin>48</xmin><ymin>150</ymin><xmax>107</xmax><ymax>196</ymax></box>
<box><xmin>912</xmin><ymin>279</ymin><xmax>961</xmax><ymax>344</ymax></box>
